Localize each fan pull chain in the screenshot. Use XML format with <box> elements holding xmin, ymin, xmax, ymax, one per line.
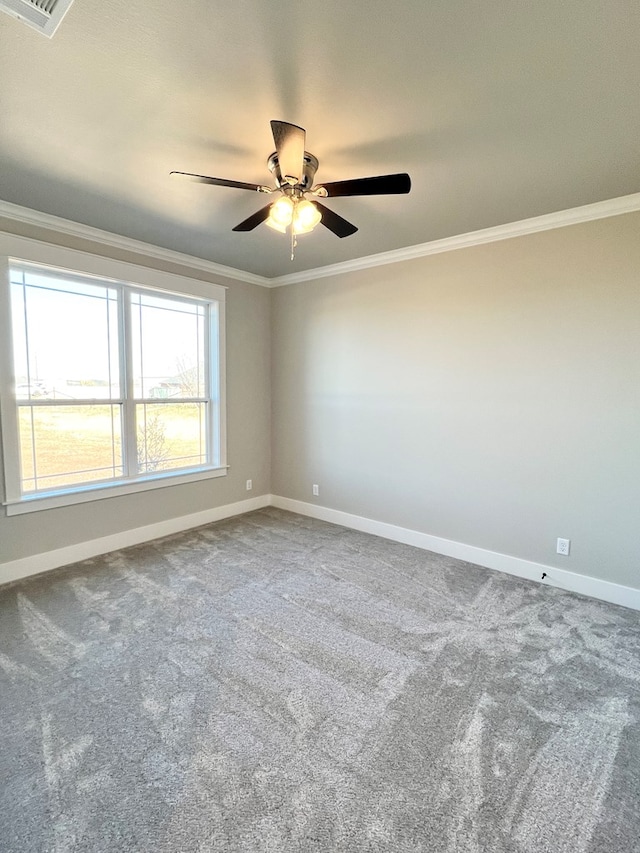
<box><xmin>290</xmin><ymin>227</ymin><xmax>297</xmax><ymax>261</ymax></box>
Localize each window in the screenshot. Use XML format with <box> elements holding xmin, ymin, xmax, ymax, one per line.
<box><xmin>0</xmin><ymin>251</ymin><xmax>226</xmax><ymax>515</ymax></box>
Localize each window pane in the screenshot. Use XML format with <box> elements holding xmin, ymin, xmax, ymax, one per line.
<box><xmin>130</xmin><ymin>293</ymin><xmax>206</xmax><ymax>399</ymax></box>
<box><xmin>5</xmin><ymin>258</ymin><xmax>222</xmax><ymax>508</ymax></box>
<box><xmin>136</xmin><ymin>403</ymin><xmax>207</xmax><ymax>473</ymax></box>
<box><xmin>10</xmin><ymin>269</ymin><xmax>120</xmax><ymax>401</ymax></box>
<box><xmin>18</xmin><ymin>405</ymin><xmax>123</xmax><ymax>492</ymax></box>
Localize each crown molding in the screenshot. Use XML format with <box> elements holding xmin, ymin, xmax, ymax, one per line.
<box><xmin>2</xmin><ymin>192</ymin><xmax>639</xmax><ymax>290</ymax></box>
<box><xmin>268</xmin><ymin>192</ymin><xmax>640</xmax><ymax>287</ymax></box>
<box><xmin>0</xmin><ymin>199</ymin><xmax>270</xmax><ymax>287</ymax></box>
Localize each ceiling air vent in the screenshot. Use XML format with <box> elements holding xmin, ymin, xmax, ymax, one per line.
<box><xmin>0</xmin><ymin>0</ymin><xmax>75</xmax><ymax>37</ymax></box>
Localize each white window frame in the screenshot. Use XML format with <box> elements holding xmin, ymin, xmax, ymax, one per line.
<box><xmin>0</xmin><ymin>234</ymin><xmax>227</xmax><ymax>517</ymax></box>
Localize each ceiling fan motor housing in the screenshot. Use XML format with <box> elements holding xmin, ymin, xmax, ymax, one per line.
<box><xmin>268</xmin><ymin>151</ymin><xmax>319</xmax><ymax>192</ymax></box>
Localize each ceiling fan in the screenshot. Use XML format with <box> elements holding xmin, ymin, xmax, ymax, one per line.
<box><xmin>171</xmin><ymin>120</ymin><xmax>411</xmax><ymax>255</ymax></box>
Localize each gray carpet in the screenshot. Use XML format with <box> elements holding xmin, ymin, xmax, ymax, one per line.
<box><xmin>1</xmin><ymin>508</ymin><xmax>639</xmax><ymax>853</ymax></box>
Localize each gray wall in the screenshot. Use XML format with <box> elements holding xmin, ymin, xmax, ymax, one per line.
<box><xmin>3</xmin><ymin>212</ymin><xmax>639</xmax><ymax>591</ymax></box>
<box><xmin>0</xmin><ymin>220</ymin><xmax>271</xmax><ymax>563</ymax></box>
<box><xmin>271</xmin><ymin>212</ymin><xmax>640</xmax><ymax>588</ymax></box>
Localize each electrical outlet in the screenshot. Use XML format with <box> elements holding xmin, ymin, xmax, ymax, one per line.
<box><xmin>312</xmin><ymin>484</ymin><xmax>319</xmax><ymax>496</ymax></box>
<box><xmin>246</xmin><ymin>479</ymin><xmax>252</xmax><ymax>491</ymax></box>
<box><xmin>556</xmin><ymin>537</ymin><xmax>570</xmax><ymax>556</ymax></box>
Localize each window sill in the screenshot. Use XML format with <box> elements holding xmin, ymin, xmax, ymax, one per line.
<box><xmin>3</xmin><ymin>466</ymin><xmax>229</xmax><ymax>516</ymax></box>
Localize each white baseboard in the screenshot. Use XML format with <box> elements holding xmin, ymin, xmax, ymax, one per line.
<box><xmin>270</xmin><ymin>495</ymin><xmax>640</xmax><ymax>612</ymax></box>
<box><xmin>3</xmin><ymin>492</ymin><xmax>638</xmax><ymax>612</ymax></box>
<box><xmin>0</xmin><ymin>494</ymin><xmax>270</xmax><ymax>586</ymax></box>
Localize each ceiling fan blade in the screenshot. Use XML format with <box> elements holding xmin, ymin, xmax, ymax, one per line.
<box><xmin>271</xmin><ymin>120</ymin><xmax>305</xmax><ymax>185</ymax></box>
<box><xmin>232</xmin><ymin>203</ymin><xmax>273</xmax><ymax>232</ymax></box>
<box><xmin>313</xmin><ymin>201</ymin><xmax>358</xmax><ymax>238</ymax></box>
<box><xmin>315</xmin><ymin>173</ymin><xmax>411</xmax><ymax>198</ymax></box>
<box><xmin>171</xmin><ymin>171</ymin><xmax>267</xmax><ymax>192</ymax></box>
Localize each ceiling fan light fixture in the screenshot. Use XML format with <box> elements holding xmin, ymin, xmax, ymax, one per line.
<box><xmin>292</xmin><ymin>199</ymin><xmax>322</xmax><ymax>235</ymax></box>
<box><xmin>265</xmin><ymin>195</ymin><xmax>294</xmax><ymax>232</ymax></box>
<box><xmin>266</xmin><ymin>196</ymin><xmax>322</xmax><ymax>236</ymax></box>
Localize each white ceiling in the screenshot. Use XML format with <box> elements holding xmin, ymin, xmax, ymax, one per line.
<box><xmin>0</xmin><ymin>0</ymin><xmax>638</xmax><ymax>278</ymax></box>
